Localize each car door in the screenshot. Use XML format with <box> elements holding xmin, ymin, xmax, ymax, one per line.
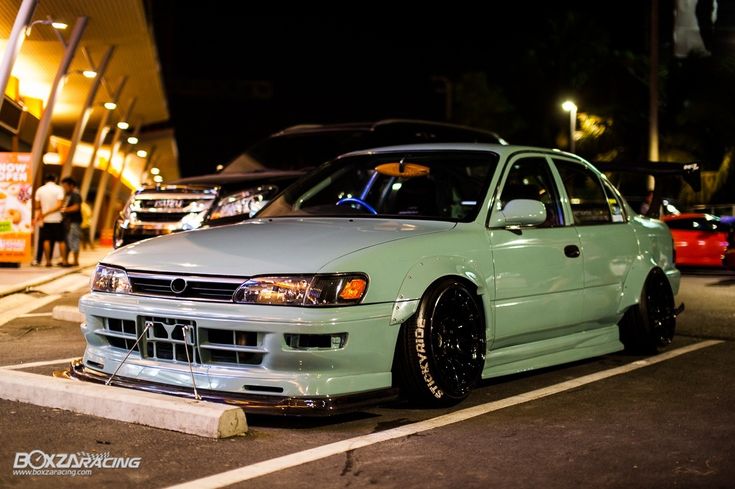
<box><xmin>552</xmin><ymin>159</ymin><xmax>638</xmax><ymax>326</ymax></box>
<box><xmin>488</xmin><ymin>154</ymin><xmax>584</xmax><ymax>350</ymax></box>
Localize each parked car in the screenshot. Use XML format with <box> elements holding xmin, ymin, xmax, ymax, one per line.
<box><xmin>662</xmin><ymin>213</ymin><xmax>732</xmax><ymax>268</ymax></box>
<box><xmin>113</xmin><ymin>120</ymin><xmax>507</xmax><ymax>247</ymax></box>
<box><xmin>73</xmin><ymin>144</ymin><xmax>680</xmax><ymax>415</ymax></box>
<box><xmin>724</xmin><ymin>227</ymin><xmax>735</xmax><ymax>270</ymax></box>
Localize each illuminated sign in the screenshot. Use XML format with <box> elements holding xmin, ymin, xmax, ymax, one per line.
<box><xmin>0</xmin><ymin>153</ymin><xmax>32</xmax><ymax>263</ymax></box>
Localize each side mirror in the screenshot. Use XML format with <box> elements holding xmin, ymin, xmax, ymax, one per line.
<box><xmin>494</xmin><ymin>199</ymin><xmax>546</xmax><ymax>228</ymax></box>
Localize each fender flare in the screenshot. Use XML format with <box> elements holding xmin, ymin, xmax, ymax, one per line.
<box><xmin>390</xmin><ymin>255</ymin><xmax>490</xmax><ymax>326</ymax></box>
<box><xmin>618</xmin><ymin>255</ymin><xmax>661</xmax><ymax>314</ymax></box>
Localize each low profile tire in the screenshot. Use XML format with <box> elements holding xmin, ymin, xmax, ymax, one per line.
<box><xmin>395</xmin><ymin>278</ymin><xmax>486</xmax><ymax>406</ymax></box>
<box><xmin>619</xmin><ymin>268</ymin><xmax>676</xmax><ymax>354</ymax></box>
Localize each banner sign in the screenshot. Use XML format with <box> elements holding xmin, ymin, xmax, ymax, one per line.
<box><xmin>0</xmin><ymin>152</ymin><xmax>32</xmax><ymax>262</ymax></box>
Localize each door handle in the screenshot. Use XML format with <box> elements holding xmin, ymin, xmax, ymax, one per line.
<box><xmin>564</xmin><ymin>245</ymin><xmax>581</xmax><ymax>258</ymax></box>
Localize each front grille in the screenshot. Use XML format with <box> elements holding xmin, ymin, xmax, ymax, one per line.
<box><xmin>96</xmin><ymin>315</ymin><xmax>265</xmax><ymax>367</ymax></box>
<box><xmin>95</xmin><ymin>317</ymin><xmax>139</xmax><ymax>351</ymax></box>
<box><xmin>199</xmin><ymin>327</ymin><xmax>263</xmax><ymax>366</ymax></box>
<box><xmin>141</xmin><ymin>316</ymin><xmax>198</xmax><ymax>363</ymax></box>
<box><xmin>128</xmin><ymin>272</ymin><xmax>245</xmax><ymax>302</ymax></box>
<box><xmin>134</xmin><ymin>212</ymin><xmax>190</xmax><ymax>222</ymax></box>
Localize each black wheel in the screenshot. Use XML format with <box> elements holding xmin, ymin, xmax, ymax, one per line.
<box><xmin>619</xmin><ymin>268</ymin><xmax>676</xmax><ymax>354</ymax></box>
<box><xmin>395</xmin><ymin>278</ymin><xmax>486</xmax><ymax>406</ymax></box>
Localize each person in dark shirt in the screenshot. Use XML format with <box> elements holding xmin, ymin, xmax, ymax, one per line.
<box><xmin>60</xmin><ymin>177</ymin><xmax>83</xmax><ymax>267</ymax></box>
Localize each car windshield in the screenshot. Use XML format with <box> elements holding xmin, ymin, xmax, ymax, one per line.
<box><xmin>258</xmin><ymin>150</ymin><xmax>499</xmax><ymax>222</ymax></box>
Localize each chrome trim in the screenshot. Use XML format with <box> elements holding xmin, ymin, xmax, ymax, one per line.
<box><xmin>127</xmin><ymin>271</ymin><xmax>247</xmax><ymax>284</ymax></box>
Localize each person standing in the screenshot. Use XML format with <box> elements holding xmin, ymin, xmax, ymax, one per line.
<box><xmin>33</xmin><ymin>174</ymin><xmax>66</xmax><ymax>267</ymax></box>
<box><xmin>60</xmin><ymin>177</ymin><xmax>82</xmax><ymax>267</ymax></box>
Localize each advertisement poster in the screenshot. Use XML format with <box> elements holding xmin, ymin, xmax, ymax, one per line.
<box><xmin>0</xmin><ymin>153</ymin><xmax>33</xmax><ymax>263</ymax></box>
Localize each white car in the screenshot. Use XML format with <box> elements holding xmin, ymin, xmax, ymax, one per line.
<box><xmin>71</xmin><ymin>144</ymin><xmax>680</xmax><ymax>414</ymax></box>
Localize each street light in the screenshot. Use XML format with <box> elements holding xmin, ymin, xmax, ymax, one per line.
<box><xmin>25</xmin><ymin>17</ymin><xmax>67</xmax><ymax>36</ymax></box>
<box><xmin>561</xmin><ymin>100</ymin><xmax>577</xmax><ymax>153</ymax></box>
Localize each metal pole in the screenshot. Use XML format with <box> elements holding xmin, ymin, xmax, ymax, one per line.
<box><xmin>103</xmin><ymin>124</ymin><xmax>141</xmax><ymax>229</ymax></box>
<box><xmin>569</xmin><ymin>106</ymin><xmax>577</xmax><ymax>154</ymax></box>
<box><xmin>80</xmin><ymin>76</ymin><xmax>127</xmax><ymax>200</ymax></box>
<box><xmin>648</xmin><ymin>0</ymin><xmax>660</xmax><ymax>190</ymax></box>
<box><xmin>103</xmin><ymin>151</ymin><xmax>131</xmax><ymax>230</ymax></box>
<box><xmin>61</xmin><ymin>45</ymin><xmax>116</xmax><ymax>179</ymax></box>
<box><xmin>0</xmin><ymin>0</ymin><xmax>38</xmax><ymax>114</ymax></box>
<box><xmin>90</xmin><ymin>97</ymin><xmax>135</xmax><ymax>240</ymax></box>
<box><xmin>29</xmin><ymin>16</ymin><xmax>89</xmax><ymax>184</ymax></box>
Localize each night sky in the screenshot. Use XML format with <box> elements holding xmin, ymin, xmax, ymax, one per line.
<box><xmin>148</xmin><ymin>3</ymin><xmax>732</xmax><ymax>184</ymax></box>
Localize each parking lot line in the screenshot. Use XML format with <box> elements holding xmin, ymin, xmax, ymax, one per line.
<box><xmin>1</xmin><ymin>357</ymin><xmax>79</xmax><ymax>370</ymax></box>
<box><xmin>166</xmin><ymin>339</ymin><xmax>723</xmax><ymax>489</ymax></box>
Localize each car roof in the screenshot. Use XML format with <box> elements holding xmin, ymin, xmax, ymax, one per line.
<box><xmin>336</xmin><ymin>143</ymin><xmax>582</xmax><ymax>161</ymax></box>
<box><xmin>273</xmin><ymin>119</ymin><xmax>507</xmax><ymax>143</ymax></box>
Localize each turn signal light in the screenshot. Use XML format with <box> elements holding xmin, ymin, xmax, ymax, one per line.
<box><xmin>339</xmin><ymin>278</ymin><xmax>367</xmax><ymax>301</ymax></box>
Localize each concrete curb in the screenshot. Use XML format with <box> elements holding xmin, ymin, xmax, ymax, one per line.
<box><xmin>0</xmin><ymin>369</ymin><xmax>247</xmax><ymax>438</ymax></box>
<box><xmin>0</xmin><ymin>261</ymin><xmax>94</xmax><ymax>298</ymax></box>
<box><xmin>52</xmin><ymin>305</ymin><xmax>84</xmax><ymax>323</ymax></box>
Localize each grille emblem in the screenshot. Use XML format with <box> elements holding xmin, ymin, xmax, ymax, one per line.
<box><xmin>154</xmin><ymin>199</ymin><xmax>184</xmax><ymax>208</ymax></box>
<box><xmin>170</xmin><ymin>278</ymin><xmax>188</xmax><ymax>294</ymax></box>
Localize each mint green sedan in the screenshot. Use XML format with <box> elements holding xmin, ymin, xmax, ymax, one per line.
<box><xmin>74</xmin><ymin>144</ymin><xmax>679</xmax><ymax>414</ymax></box>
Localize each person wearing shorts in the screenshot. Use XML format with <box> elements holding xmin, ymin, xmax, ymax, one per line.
<box><xmin>34</xmin><ymin>174</ymin><xmax>66</xmax><ymax>267</ymax></box>
<box><xmin>61</xmin><ymin>177</ymin><xmax>83</xmax><ymax>267</ymax></box>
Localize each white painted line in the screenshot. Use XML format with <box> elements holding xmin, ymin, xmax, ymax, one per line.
<box><xmin>52</xmin><ymin>305</ymin><xmax>83</xmax><ymax>323</ymax></box>
<box><xmin>0</xmin><ymin>293</ymin><xmax>61</xmax><ymax>328</ymax></box>
<box><xmin>167</xmin><ymin>340</ymin><xmax>723</xmax><ymax>489</ymax></box>
<box><xmin>0</xmin><ymin>369</ymin><xmax>247</xmax><ymax>438</ymax></box>
<box><xmin>18</xmin><ymin>312</ymin><xmax>53</xmax><ymax>318</ymax></box>
<box><xmin>1</xmin><ymin>357</ymin><xmax>80</xmax><ymax>370</ymax></box>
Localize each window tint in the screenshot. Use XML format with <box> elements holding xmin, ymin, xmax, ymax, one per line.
<box><xmin>498</xmin><ymin>157</ymin><xmax>564</xmax><ymax>227</ymax></box>
<box><xmin>664</xmin><ymin>218</ymin><xmax>695</xmax><ymax>230</ymax></box>
<box><xmin>601</xmin><ymin>179</ymin><xmax>627</xmax><ymax>223</ymax></box>
<box><xmin>554</xmin><ymin>160</ymin><xmax>612</xmax><ymax>225</ymax></box>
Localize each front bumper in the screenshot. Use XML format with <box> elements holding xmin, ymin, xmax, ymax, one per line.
<box><xmin>65</xmin><ymin>359</ymin><xmax>398</xmax><ymax>416</ymax></box>
<box><xmin>78</xmin><ymin>293</ymin><xmax>402</xmax><ymax>408</ymax></box>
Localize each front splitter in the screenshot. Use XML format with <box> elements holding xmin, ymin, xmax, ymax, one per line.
<box><xmin>64</xmin><ymin>359</ymin><xmax>399</xmax><ymax>416</ymax></box>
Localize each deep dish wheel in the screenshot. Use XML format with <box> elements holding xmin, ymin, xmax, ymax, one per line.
<box><xmin>619</xmin><ymin>268</ymin><xmax>676</xmax><ymax>354</ymax></box>
<box><xmin>395</xmin><ymin>278</ymin><xmax>486</xmax><ymax>406</ymax></box>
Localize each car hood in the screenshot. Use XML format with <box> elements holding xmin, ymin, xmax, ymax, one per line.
<box><xmin>104</xmin><ymin>218</ymin><xmax>456</xmax><ymax>276</ymax></box>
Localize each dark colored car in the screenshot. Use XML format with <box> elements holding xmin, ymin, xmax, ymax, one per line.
<box><xmin>662</xmin><ymin>213</ymin><xmax>731</xmax><ymax>268</ymax></box>
<box><xmin>114</xmin><ymin>119</ymin><xmax>506</xmax><ymax>247</ymax></box>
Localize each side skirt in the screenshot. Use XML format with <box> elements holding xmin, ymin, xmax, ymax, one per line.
<box><xmin>482</xmin><ymin>325</ymin><xmax>624</xmax><ymax>379</ymax></box>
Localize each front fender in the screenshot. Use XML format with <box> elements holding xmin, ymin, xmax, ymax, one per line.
<box><xmin>390</xmin><ymin>255</ymin><xmax>491</xmax><ymax>326</ymax></box>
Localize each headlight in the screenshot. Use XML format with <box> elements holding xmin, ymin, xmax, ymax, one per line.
<box><xmin>232</xmin><ymin>274</ymin><xmax>368</xmax><ymax>306</ymax></box>
<box><xmin>91</xmin><ymin>264</ymin><xmax>132</xmax><ymax>294</ymax></box>
<box><xmin>210</xmin><ymin>185</ymin><xmax>279</xmax><ymax>220</ymax></box>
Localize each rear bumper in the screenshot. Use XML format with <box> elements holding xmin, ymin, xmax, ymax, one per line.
<box><xmin>64</xmin><ymin>359</ymin><xmax>399</xmax><ymax>416</ymax></box>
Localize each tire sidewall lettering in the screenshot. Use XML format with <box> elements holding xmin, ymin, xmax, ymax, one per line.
<box><xmin>414</xmin><ymin>318</ymin><xmax>444</xmax><ymax>399</ymax></box>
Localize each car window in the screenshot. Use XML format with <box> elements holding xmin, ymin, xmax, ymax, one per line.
<box><xmin>497</xmin><ymin>157</ymin><xmax>564</xmax><ymax>227</ymax></box>
<box><xmin>553</xmin><ymin>160</ymin><xmax>612</xmax><ymax>225</ymax></box>
<box><xmin>664</xmin><ymin>218</ymin><xmax>694</xmax><ymax>230</ymax></box>
<box><xmin>601</xmin><ymin>178</ymin><xmax>627</xmax><ymax>223</ymax></box>
<box><xmin>259</xmin><ymin>151</ymin><xmax>499</xmax><ymax>222</ymax></box>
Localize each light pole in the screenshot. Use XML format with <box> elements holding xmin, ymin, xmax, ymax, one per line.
<box><xmin>561</xmin><ymin>100</ymin><xmax>577</xmax><ymax>153</ymax></box>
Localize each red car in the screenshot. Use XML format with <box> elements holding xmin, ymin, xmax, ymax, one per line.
<box><xmin>662</xmin><ymin>213</ymin><xmax>730</xmax><ymax>268</ymax></box>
